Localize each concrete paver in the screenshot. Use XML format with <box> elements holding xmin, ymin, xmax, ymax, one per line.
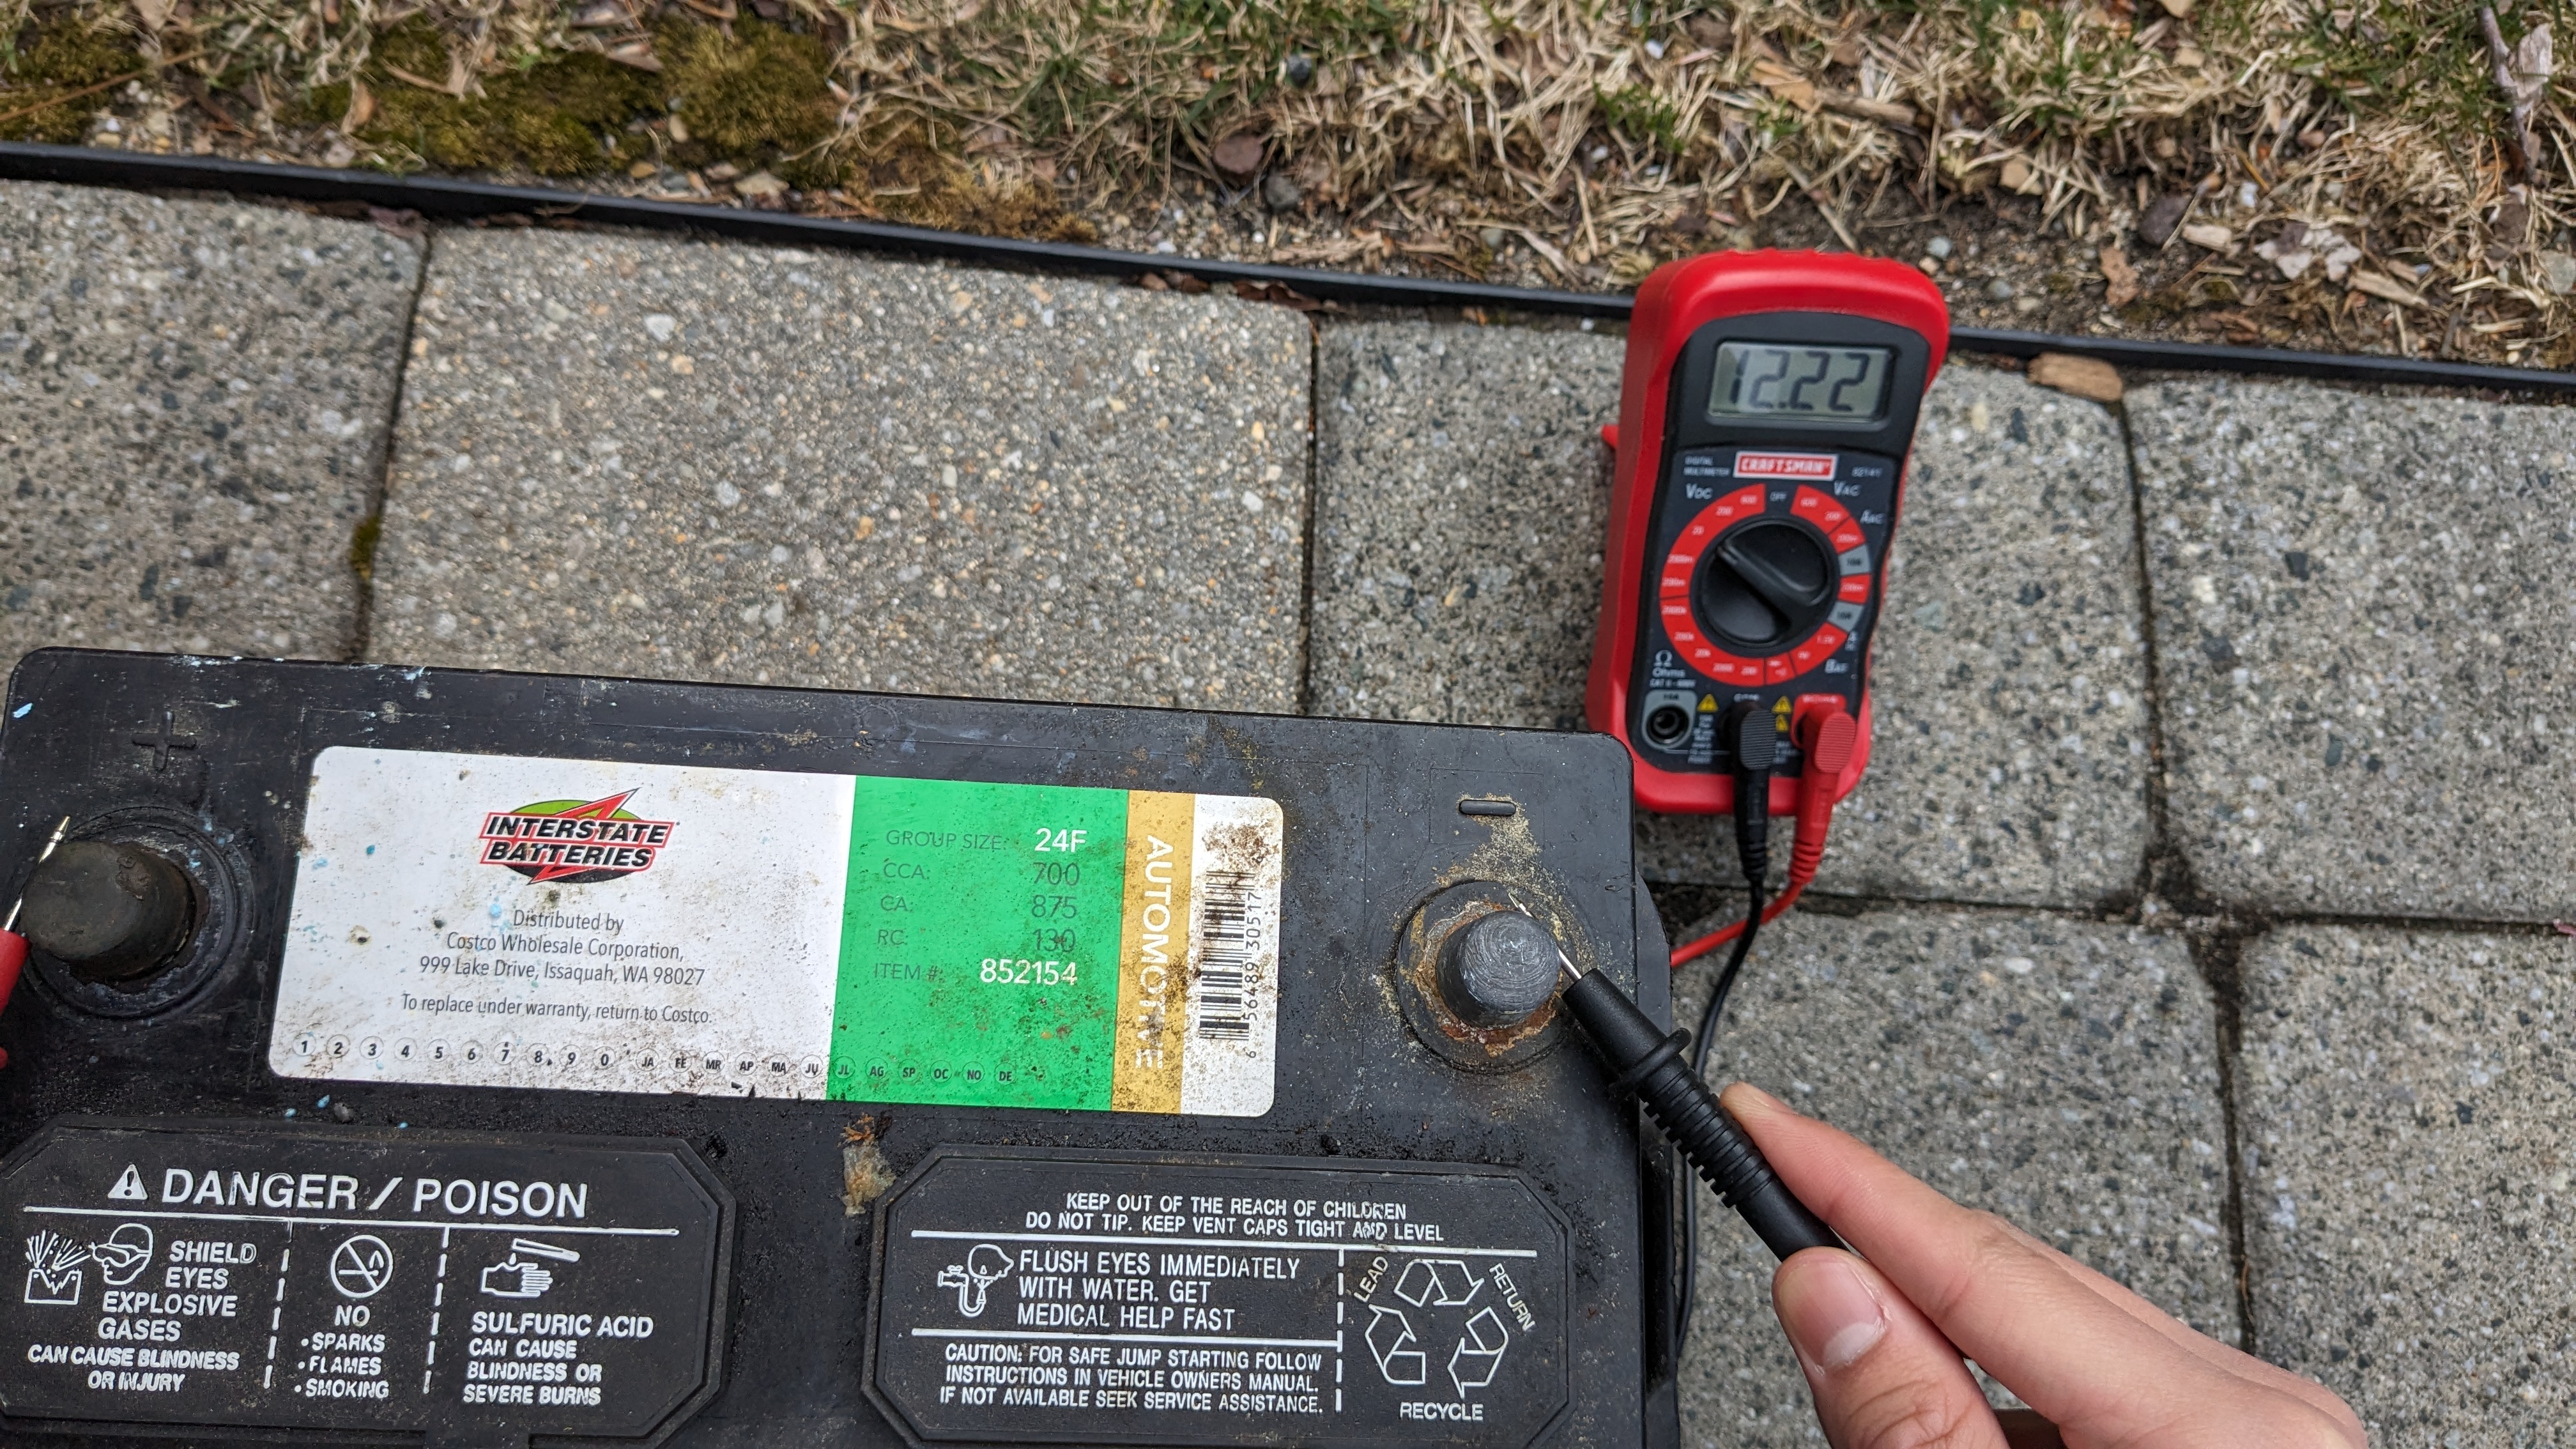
<box><xmin>0</xmin><ymin>182</ymin><xmax>420</xmax><ymax>676</ymax></box>
<box><xmin>1640</xmin><ymin>367</ymin><xmax>2154</xmax><ymax>907</ymax></box>
<box><xmin>1308</xmin><ymin>320</ymin><xmax>1621</xmax><ymax>728</ymax></box>
<box><xmin>2237</xmin><ymin>925</ymin><xmax>2574</xmax><ymax>1444</ymax></box>
<box><xmin>2131</xmin><ymin>379</ymin><xmax>2576</xmax><ymax>920</ymax></box>
<box><xmin>1675</xmin><ymin>906</ymin><xmax>2234</xmax><ymax>1445</ymax></box>
<box><xmin>1307</xmin><ymin>337</ymin><xmax>2153</xmax><ymax>908</ymax></box>
<box><xmin>369</xmin><ymin>230</ymin><xmax>1311</xmax><ymax>708</ymax></box>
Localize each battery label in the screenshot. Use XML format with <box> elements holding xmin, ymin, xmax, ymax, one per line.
<box><xmin>866</xmin><ymin>1149</ymin><xmax>1569</xmax><ymax>1448</ymax></box>
<box><xmin>0</xmin><ymin>1122</ymin><xmax>725</xmax><ymax>1442</ymax></box>
<box><xmin>267</xmin><ymin>749</ymin><xmax>1283</xmax><ymax>1116</ymax></box>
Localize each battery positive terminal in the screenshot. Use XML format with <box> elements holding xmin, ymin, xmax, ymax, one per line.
<box><xmin>17</xmin><ymin>838</ymin><xmax>202</xmax><ymax>986</ymax></box>
<box><xmin>1436</xmin><ymin>908</ymin><xmax>1561</xmax><ymax>1029</ymax></box>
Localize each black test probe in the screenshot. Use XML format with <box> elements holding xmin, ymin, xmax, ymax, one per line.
<box><xmin>1554</xmin><ymin>940</ymin><xmax>1836</xmax><ymax>1260</ymax></box>
<box><xmin>1546</xmin><ymin>702</ymin><xmax>1838</xmax><ymax>1263</ymax></box>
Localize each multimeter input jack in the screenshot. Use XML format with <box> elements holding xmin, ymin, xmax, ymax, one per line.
<box><xmin>1642</xmin><ymin>702</ymin><xmax>1696</xmax><ymax>749</ymax></box>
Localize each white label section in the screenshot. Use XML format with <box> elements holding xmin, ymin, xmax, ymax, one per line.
<box><xmin>1182</xmin><ymin>795</ymin><xmax>1284</xmax><ymax>1117</ymax></box>
<box><xmin>270</xmin><ymin>748</ymin><xmax>853</xmax><ymax>1097</ymax></box>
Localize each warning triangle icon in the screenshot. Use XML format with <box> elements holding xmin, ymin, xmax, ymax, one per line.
<box><xmin>109</xmin><ymin>1165</ymin><xmax>147</xmax><ymax>1202</ymax></box>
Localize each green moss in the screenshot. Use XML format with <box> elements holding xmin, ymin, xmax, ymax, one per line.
<box><xmin>347</xmin><ymin>513</ymin><xmax>383</xmax><ymax>585</ymax></box>
<box><xmin>341</xmin><ymin>16</ymin><xmax>848</xmax><ymax>179</ymax></box>
<box><xmin>1595</xmin><ymin>84</ymin><xmax>1680</xmax><ymax>154</ymax></box>
<box><xmin>285</xmin><ymin>80</ymin><xmax>350</xmax><ymax>130</ymax></box>
<box><xmin>663</xmin><ymin>18</ymin><xmax>837</xmax><ymax>171</ymax></box>
<box><xmin>852</xmin><ymin>131</ymin><xmax>1095</xmax><ymax>242</ymax></box>
<box><xmin>1</xmin><ymin>17</ymin><xmax>141</xmax><ymax>143</ymax></box>
<box><xmin>11</xmin><ymin>15</ymin><xmax>137</xmax><ymax>88</ymax></box>
<box><xmin>371</xmin><ymin>16</ymin><xmax>450</xmax><ymax>82</ymax></box>
<box><xmin>355</xmin><ymin>19</ymin><xmax>661</xmax><ymax>176</ymax></box>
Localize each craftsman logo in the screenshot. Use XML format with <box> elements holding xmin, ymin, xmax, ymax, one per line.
<box><xmin>479</xmin><ymin>792</ymin><xmax>675</xmax><ymax>885</ymax></box>
<box><xmin>1732</xmin><ymin>451</ymin><xmax>1837</xmax><ymax>480</ymax></box>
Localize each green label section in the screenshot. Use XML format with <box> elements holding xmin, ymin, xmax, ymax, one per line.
<box><xmin>829</xmin><ymin>776</ymin><xmax>1132</xmax><ymax>1109</ymax></box>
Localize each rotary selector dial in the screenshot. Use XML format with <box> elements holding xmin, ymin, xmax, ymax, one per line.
<box><xmin>1694</xmin><ymin>518</ymin><xmax>1836</xmax><ymax>653</ymax></box>
<box><xmin>1658</xmin><ymin>484</ymin><xmax>1874</xmax><ymax>685</ymax></box>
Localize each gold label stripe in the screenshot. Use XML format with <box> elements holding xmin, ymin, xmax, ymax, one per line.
<box><xmin>1110</xmin><ymin>791</ymin><xmax>1194</xmax><ymax>1112</ymax></box>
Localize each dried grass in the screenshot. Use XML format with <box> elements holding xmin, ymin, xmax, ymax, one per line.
<box><xmin>8</xmin><ymin>0</ymin><xmax>2576</xmax><ymax>360</ymax></box>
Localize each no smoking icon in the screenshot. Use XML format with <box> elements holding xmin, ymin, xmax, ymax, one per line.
<box><xmin>329</xmin><ymin>1234</ymin><xmax>394</xmax><ymax>1299</ymax></box>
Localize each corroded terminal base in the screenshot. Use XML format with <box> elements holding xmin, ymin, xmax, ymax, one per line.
<box><xmin>1397</xmin><ymin>880</ymin><xmax>1570</xmax><ymax>1073</ymax></box>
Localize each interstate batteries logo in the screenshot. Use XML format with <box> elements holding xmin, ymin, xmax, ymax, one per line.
<box><xmin>479</xmin><ymin>791</ymin><xmax>676</xmax><ymax>885</ymax></box>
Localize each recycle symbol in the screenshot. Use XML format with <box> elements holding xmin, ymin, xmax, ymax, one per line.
<box><xmin>1361</xmin><ymin>1258</ymin><xmax>1510</xmax><ymax>1397</ymax></box>
<box><xmin>1448</xmin><ymin>1307</ymin><xmax>1510</xmax><ymax>1395</ymax></box>
<box><xmin>1364</xmin><ymin>1305</ymin><xmax>1426</xmax><ymax>1386</ymax></box>
<box><xmin>1394</xmin><ymin>1258</ymin><xmax>1480</xmax><ymax>1310</ymax></box>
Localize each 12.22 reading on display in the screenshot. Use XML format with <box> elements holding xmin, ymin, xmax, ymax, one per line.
<box><xmin>1706</xmin><ymin>342</ymin><xmax>1894</xmax><ymax>422</ymax></box>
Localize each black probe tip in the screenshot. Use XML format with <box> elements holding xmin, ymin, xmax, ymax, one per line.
<box><xmin>1560</xmin><ymin>970</ymin><xmax>1837</xmax><ymax>1261</ymax></box>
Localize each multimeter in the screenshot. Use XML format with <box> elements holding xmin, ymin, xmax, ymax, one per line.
<box><xmin>1586</xmin><ymin>250</ymin><xmax>1949</xmax><ymax>816</ymax></box>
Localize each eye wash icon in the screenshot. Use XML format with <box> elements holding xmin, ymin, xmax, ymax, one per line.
<box><xmin>935</xmin><ymin>1244</ymin><xmax>1013</xmax><ymax>1318</ymax></box>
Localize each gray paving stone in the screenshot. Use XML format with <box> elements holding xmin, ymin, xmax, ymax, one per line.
<box><xmin>1308</xmin><ymin>319</ymin><xmax>1621</xmax><ymax>728</ymax></box>
<box><xmin>1640</xmin><ymin>368</ymin><xmax>2152</xmax><ymax>908</ymax></box>
<box><xmin>2237</xmin><ymin>925</ymin><xmax>2574</xmax><ymax>1444</ymax></box>
<box><xmin>0</xmin><ymin>182</ymin><xmax>420</xmax><ymax>676</ymax></box>
<box><xmin>1673</xmin><ymin>907</ymin><xmax>2234</xmax><ymax>1446</ymax></box>
<box><xmin>1307</xmin><ymin>339</ymin><xmax>2150</xmax><ymax>907</ymax></box>
<box><xmin>2131</xmin><ymin>379</ymin><xmax>2576</xmax><ymax>921</ymax></box>
<box><xmin>369</xmin><ymin>231</ymin><xmax>1311</xmax><ymax>709</ymax></box>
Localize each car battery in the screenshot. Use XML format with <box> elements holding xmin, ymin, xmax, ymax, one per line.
<box><xmin>0</xmin><ymin>649</ymin><xmax>1680</xmax><ymax>1449</ymax></box>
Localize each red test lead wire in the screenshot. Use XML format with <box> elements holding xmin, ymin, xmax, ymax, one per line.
<box><xmin>1669</xmin><ymin>705</ymin><xmax>1860</xmax><ymax>968</ymax></box>
<box><xmin>0</xmin><ymin>816</ymin><xmax>72</xmax><ymax>1070</ymax></box>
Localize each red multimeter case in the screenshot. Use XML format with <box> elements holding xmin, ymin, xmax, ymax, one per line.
<box><xmin>1586</xmin><ymin>250</ymin><xmax>1949</xmax><ymax>816</ymax></box>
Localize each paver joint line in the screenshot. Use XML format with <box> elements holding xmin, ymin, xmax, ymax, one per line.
<box><xmin>342</xmin><ymin>229</ymin><xmax>440</xmax><ymax>665</ymax></box>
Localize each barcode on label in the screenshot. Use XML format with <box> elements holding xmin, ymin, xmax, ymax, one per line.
<box><xmin>1193</xmin><ymin>871</ymin><xmax>1260</xmax><ymax>1041</ymax></box>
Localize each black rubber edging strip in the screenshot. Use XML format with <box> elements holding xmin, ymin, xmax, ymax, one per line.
<box><xmin>1946</xmin><ymin>325</ymin><xmax>2576</xmax><ymax>394</ymax></box>
<box><xmin>12</xmin><ymin>140</ymin><xmax>2576</xmax><ymax>396</ymax></box>
<box><xmin>0</xmin><ymin>141</ymin><xmax>1625</xmax><ymax>314</ymax></box>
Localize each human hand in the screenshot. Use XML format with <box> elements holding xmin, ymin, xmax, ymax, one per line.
<box><xmin>1719</xmin><ymin>1083</ymin><xmax>2365</xmax><ymax>1449</ymax></box>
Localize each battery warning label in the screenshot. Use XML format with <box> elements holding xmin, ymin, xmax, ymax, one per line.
<box><xmin>267</xmin><ymin>749</ymin><xmax>1283</xmax><ymax>1116</ymax></box>
<box><xmin>0</xmin><ymin>1122</ymin><xmax>726</xmax><ymax>1441</ymax></box>
<box><xmin>866</xmin><ymin>1149</ymin><xmax>1568</xmax><ymax>1448</ymax></box>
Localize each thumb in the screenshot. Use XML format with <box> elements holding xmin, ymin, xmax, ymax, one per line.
<box><xmin>1772</xmin><ymin>1248</ymin><xmax>2008</xmax><ymax>1449</ymax></box>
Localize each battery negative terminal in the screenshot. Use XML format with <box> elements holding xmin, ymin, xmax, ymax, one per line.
<box><xmin>1436</xmin><ymin>909</ymin><xmax>1561</xmax><ymax>1029</ymax></box>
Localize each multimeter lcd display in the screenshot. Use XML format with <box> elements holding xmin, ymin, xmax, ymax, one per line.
<box><xmin>1707</xmin><ymin>342</ymin><xmax>1896</xmax><ymax>422</ymax></box>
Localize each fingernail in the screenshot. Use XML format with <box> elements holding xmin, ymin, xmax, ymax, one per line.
<box><xmin>1726</xmin><ymin>1082</ymin><xmax>1793</xmax><ymax>1117</ymax></box>
<box><xmin>1779</xmin><ymin>1252</ymin><xmax>1887</xmax><ymax>1372</ymax></box>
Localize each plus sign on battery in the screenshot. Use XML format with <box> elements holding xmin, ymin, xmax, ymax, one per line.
<box><xmin>130</xmin><ymin>712</ymin><xmax>195</xmax><ymax>774</ymax></box>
